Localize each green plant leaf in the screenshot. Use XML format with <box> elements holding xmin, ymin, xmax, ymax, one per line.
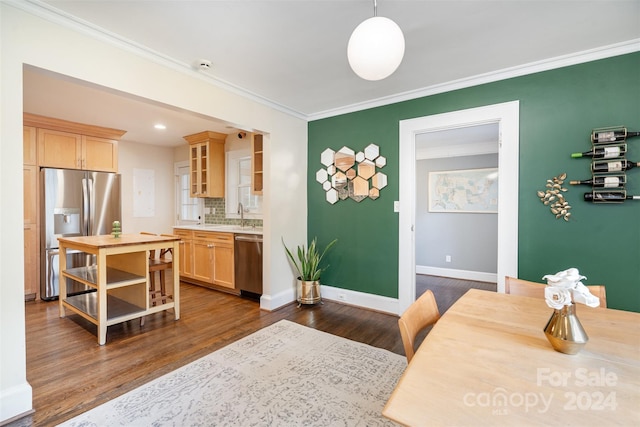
<box><xmin>282</xmin><ymin>237</ymin><xmax>337</xmax><ymax>281</ymax></box>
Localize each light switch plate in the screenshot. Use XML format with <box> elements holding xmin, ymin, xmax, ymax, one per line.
<box><xmin>393</xmin><ymin>201</ymin><xmax>400</xmax><ymax>212</ymax></box>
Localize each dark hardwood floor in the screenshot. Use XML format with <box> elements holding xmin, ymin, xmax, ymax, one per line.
<box><xmin>11</xmin><ymin>275</ymin><xmax>493</xmax><ymax>426</ymax></box>
<box><xmin>416</xmin><ymin>274</ymin><xmax>497</xmax><ymax>313</ymax></box>
<box><xmin>13</xmin><ymin>282</ymin><xmax>403</xmax><ymax>426</ymax></box>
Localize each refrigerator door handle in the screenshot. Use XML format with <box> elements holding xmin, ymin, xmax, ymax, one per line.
<box><xmin>82</xmin><ymin>178</ymin><xmax>90</xmax><ymax>235</ymax></box>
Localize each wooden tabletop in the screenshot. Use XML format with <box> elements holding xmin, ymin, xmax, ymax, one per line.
<box><xmin>383</xmin><ymin>289</ymin><xmax>640</xmax><ymax>426</ymax></box>
<box><xmin>58</xmin><ymin>233</ymin><xmax>179</xmax><ymax>249</ymax></box>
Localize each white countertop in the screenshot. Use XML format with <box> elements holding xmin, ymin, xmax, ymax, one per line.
<box><xmin>173</xmin><ymin>224</ymin><xmax>263</xmax><ymax>235</ymax></box>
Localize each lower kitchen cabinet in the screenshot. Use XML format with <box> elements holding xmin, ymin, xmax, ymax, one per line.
<box><xmin>192</xmin><ymin>236</ymin><xmax>214</xmax><ymax>283</ymax></box>
<box><xmin>174</xmin><ymin>229</ymin><xmax>193</xmax><ymax>278</ymax></box>
<box><xmin>212</xmin><ymin>234</ymin><xmax>234</xmax><ymax>289</ymax></box>
<box><xmin>174</xmin><ymin>228</ymin><xmax>235</xmax><ymax>292</ymax></box>
<box><xmin>24</xmin><ymin>224</ymin><xmax>38</xmax><ymax>300</ymax></box>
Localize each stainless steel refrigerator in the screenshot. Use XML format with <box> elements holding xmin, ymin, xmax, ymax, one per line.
<box><xmin>41</xmin><ymin>168</ymin><xmax>121</xmax><ymax>300</ymax></box>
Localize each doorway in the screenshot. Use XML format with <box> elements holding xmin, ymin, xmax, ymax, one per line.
<box><xmin>397</xmin><ymin>101</ymin><xmax>520</xmax><ymax>314</ymax></box>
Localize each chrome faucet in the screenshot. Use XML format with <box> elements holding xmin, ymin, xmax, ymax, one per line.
<box><xmin>238</xmin><ymin>202</ymin><xmax>245</xmax><ymax>228</ymax></box>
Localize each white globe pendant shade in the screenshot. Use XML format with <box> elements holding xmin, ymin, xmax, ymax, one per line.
<box><xmin>347</xmin><ymin>16</ymin><xmax>405</xmax><ymax>81</ymax></box>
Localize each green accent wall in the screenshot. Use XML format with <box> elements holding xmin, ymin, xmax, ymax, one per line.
<box><xmin>308</xmin><ymin>52</ymin><xmax>640</xmax><ymax>312</ymax></box>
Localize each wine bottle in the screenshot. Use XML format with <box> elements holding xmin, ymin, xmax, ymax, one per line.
<box><xmin>571</xmin><ymin>144</ymin><xmax>626</xmax><ymax>159</ymax></box>
<box><xmin>584</xmin><ymin>191</ymin><xmax>640</xmax><ymax>203</ymax></box>
<box><xmin>591</xmin><ymin>127</ymin><xmax>640</xmax><ymax>144</ymax></box>
<box><xmin>591</xmin><ymin>159</ymin><xmax>639</xmax><ymax>173</ymax></box>
<box><xmin>569</xmin><ymin>174</ymin><xmax>626</xmax><ymax>188</ymax></box>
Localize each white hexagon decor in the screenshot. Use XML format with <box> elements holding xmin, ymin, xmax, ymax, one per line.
<box><xmin>321</xmin><ymin>148</ymin><xmax>335</xmax><ymax>167</ymax></box>
<box><xmin>326</xmin><ymin>188</ymin><xmax>338</xmax><ymax>204</ymax></box>
<box><xmin>364</xmin><ymin>144</ymin><xmax>379</xmax><ymax>161</ymax></box>
<box><xmin>318</xmin><ymin>143</ymin><xmax>387</xmax><ymax>204</ymax></box>
<box><xmin>372</xmin><ymin>172</ymin><xmax>388</xmax><ymax>190</ymax></box>
<box><xmin>316</xmin><ymin>168</ymin><xmax>328</xmax><ymax>184</ymax></box>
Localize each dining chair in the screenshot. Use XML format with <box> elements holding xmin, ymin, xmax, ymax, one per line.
<box><xmin>505</xmin><ymin>276</ymin><xmax>607</xmax><ymax>308</ymax></box>
<box><xmin>398</xmin><ymin>290</ymin><xmax>441</xmax><ymax>363</ymax></box>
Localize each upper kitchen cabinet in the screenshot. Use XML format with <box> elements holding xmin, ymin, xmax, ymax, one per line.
<box><xmin>251</xmin><ymin>134</ymin><xmax>263</xmax><ymax>195</ymax></box>
<box><xmin>184</xmin><ymin>131</ymin><xmax>226</xmax><ymax>198</ymax></box>
<box><xmin>23</xmin><ymin>126</ymin><xmax>37</xmax><ymax>166</ymax></box>
<box><xmin>24</xmin><ymin>113</ymin><xmax>125</xmax><ymax>173</ymax></box>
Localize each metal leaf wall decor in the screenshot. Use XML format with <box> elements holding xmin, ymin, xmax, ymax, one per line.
<box><xmin>537</xmin><ymin>173</ymin><xmax>572</xmax><ymax>221</ymax></box>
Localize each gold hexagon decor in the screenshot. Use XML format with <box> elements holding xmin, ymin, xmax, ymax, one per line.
<box><xmin>317</xmin><ymin>143</ymin><xmax>387</xmax><ymax>203</ymax></box>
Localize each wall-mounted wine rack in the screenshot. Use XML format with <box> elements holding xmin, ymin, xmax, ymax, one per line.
<box><xmin>570</xmin><ymin>126</ymin><xmax>640</xmax><ymax>203</ymax></box>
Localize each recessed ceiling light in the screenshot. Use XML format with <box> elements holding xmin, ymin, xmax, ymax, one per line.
<box><xmin>154</xmin><ymin>124</ymin><xmax>166</xmax><ymax>130</ymax></box>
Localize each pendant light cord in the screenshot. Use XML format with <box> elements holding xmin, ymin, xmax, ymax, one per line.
<box><xmin>373</xmin><ymin>0</ymin><xmax>378</xmax><ymax>17</ymax></box>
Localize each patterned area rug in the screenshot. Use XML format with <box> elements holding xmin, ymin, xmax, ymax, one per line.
<box><xmin>59</xmin><ymin>320</ymin><xmax>406</xmax><ymax>426</ymax></box>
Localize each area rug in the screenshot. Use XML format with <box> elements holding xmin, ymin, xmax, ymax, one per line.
<box><xmin>58</xmin><ymin>320</ymin><xmax>406</xmax><ymax>426</ymax></box>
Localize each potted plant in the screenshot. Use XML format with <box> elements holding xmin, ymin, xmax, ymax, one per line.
<box><xmin>282</xmin><ymin>237</ymin><xmax>337</xmax><ymax>306</ymax></box>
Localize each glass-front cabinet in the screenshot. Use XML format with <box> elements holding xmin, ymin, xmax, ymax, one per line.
<box><xmin>184</xmin><ymin>131</ymin><xmax>226</xmax><ymax>198</ymax></box>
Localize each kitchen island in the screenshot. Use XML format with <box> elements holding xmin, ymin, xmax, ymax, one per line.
<box><xmin>58</xmin><ymin>233</ymin><xmax>180</xmax><ymax>345</ymax></box>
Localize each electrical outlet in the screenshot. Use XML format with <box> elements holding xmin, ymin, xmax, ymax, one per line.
<box><xmin>445</xmin><ymin>255</ymin><xmax>452</xmax><ymax>263</ymax></box>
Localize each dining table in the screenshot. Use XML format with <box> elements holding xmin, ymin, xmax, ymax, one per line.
<box><xmin>382</xmin><ymin>289</ymin><xmax>640</xmax><ymax>426</ymax></box>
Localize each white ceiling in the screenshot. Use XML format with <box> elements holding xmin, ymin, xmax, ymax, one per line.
<box><xmin>21</xmin><ymin>0</ymin><xmax>640</xmax><ymax>147</ymax></box>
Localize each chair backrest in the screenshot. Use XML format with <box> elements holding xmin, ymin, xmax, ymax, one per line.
<box><xmin>140</xmin><ymin>232</ymin><xmax>159</xmax><ymax>259</ymax></box>
<box><xmin>159</xmin><ymin>234</ymin><xmax>176</xmax><ymax>258</ymax></box>
<box><xmin>505</xmin><ymin>276</ymin><xmax>607</xmax><ymax>308</ymax></box>
<box><xmin>504</xmin><ymin>276</ymin><xmax>545</xmax><ymax>298</ymax></box>
<box><xmin>398</xmin><ymin>290</ymin><xmax>441</xmax><ymax>363</ymax></box>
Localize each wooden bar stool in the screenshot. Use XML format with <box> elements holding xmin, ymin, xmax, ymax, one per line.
<box><xmin>140</xmin><ymin>232</ymin><xmax>173</xmax><ymax>306</ymax></box>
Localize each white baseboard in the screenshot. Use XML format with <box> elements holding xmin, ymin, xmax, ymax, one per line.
<box><xmin>416</xmin><ymin>265</ymin><xmax>497</xmax><ymax>283</ymax></box>
<box><xmin>260</xmin><ymin>284</ymin><xmax>400</xmax><ymax>315</ymax></box>
<box><xmin>0</xmin><ymin>382</ymin><xmax>33</xmax><ymax>425</ymax></box>
<box><xmin>260</xmin><ymin>287</ymin><xmax>295</xmax><ymax>311</ymax></box>
<box><xmin>259</xmin><ymin>268</ymin><xmax>493</xmax><ymax>314</ymax></box>
<box><xmin>320</xmin><ymin>285</ymin><xmax>399</xmax><ymax>315</ymax></box>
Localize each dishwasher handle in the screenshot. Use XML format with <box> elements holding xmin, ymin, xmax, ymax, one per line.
<box><xmin>235</xmin><ymin>234</ymin><xmax>263</xmax><ymax>243</ymax></box>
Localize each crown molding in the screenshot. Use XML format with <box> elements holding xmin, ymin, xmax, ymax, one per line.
<box><xmin>10</xmin><ymin>1</ymin><xmax>640</xmax><ymax>123</ymax></box>
<box><xmin>12</xmin><ymin>0</ymin><xmax>307</xmax><ymax>121</ymax></box>
<box><xmin>309</xmin><ymin>39</ymin><xmax>640</xmax><ymax>121</ymax></box>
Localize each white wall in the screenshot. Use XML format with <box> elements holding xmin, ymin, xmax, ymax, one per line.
<box><xmin>0</xmin><ymin>3</ymin><xmax>307</xmax><ymax>423</ymax></box>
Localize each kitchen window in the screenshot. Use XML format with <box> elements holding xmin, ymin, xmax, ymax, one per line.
<box><xmin>175</xmin><ymin>162</ymin><xmax>203</xmax><ymax>225</ymax></box>
<box><xmin>226</xmin><ymin>150</ymin><xmax>262</xmax><ymax>218</ymax></box>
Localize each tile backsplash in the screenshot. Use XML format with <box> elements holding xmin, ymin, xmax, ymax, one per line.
<box><xmin>204</xmin><ymin>198</ymin><xmax>263</xmax><ymax>228</ymax></box>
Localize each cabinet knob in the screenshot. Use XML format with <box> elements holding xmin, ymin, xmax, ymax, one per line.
<box><xmin>207</xmin><ymin>244</ymin><xmax>214</xmax><ymax>248</ymax></box>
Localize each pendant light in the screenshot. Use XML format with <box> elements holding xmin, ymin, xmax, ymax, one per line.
<box><xmin>347</xmin><ymin>0</ymin><xmax>405</xmax><ymax>81</ymax></box>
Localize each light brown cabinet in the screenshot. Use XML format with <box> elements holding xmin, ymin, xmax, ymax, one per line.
<box><xmin>23</xmin><ymin>126</ymin><xmax>37</xmax><ymax>166</ymax></box>
<box><xmin>23</xmin><ymin>126</ymin><xmax>39</xmax><ymax>300</ymax></box>
<box><xmin>251</xmin><ymin>133</ymin><xmax>263</xmax><ymax>195</ymax></box>
<box><xmin>23</xmin><ymin>224</ymin><xmax>38</xmax><ymax>300</ymax></box>
<box><xmin>173</xmin><ymin>229</ymin><xmax>194</xmax><ymax>278</ymax></box>
<box><xmin>173</xmin><ymin>228</ymin><xmax>236</xmax><ymax>292</ymax></box>
<box><xmin>37</xmin><ymin>129</ymin><xmax>119</xmax><ymax>172</ymax></box>
<box><xmin>211</xmin><ymin>233</ymin><xmax>234</xmax><ymax>289</ymax></box>
<box><xmin>183</xmin><ymin>131</ymin><xmax>226</xmax><ymax>198</ymax></box>
<box><xmin>25</xmin><ymin>113</ymin><xmax>125</xmax><ymax>173</ymax></box>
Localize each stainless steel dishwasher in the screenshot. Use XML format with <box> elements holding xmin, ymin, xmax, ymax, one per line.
<box><xmin>234</xmin><ymin>233</ymin><xmax>263</xmax><ymax>298</ymax></box>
